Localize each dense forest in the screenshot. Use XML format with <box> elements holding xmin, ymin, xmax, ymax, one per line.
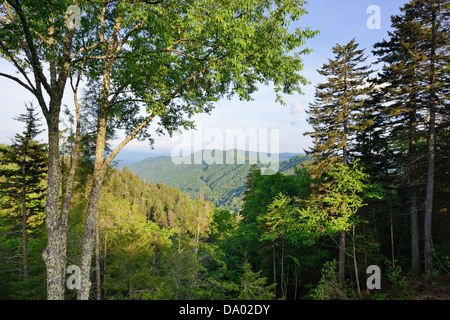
<box><xmin>128</xmin><ymin>151</ymin><xmax>309</xmax><ymax>212</ymax></box>
<box><xmin>0</xmin><ymin>0</ymin><xmax>449</xmax><ymax>301</ymax></box>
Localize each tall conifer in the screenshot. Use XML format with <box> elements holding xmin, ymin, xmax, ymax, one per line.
<box><xmin>373</xmin><ymin>0</ymin><xmax>449</xmax><ymax>275</ymax></box>
<box><xmin>305</xmin><ymin>39</ymin><xmax>374</xmax><ymax>283</ymax></box>
<box><xmin>0</xmin><ymin>104</ymin><xmax>47</xmax><ymax>278</ymax></box>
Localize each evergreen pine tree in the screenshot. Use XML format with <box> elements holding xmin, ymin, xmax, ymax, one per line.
<box><xmin>413</xmin><ymin>0</ymin><xmax>449</xmax><ymax>276</ymax></box>
<box><xmin>0</xmin><ymin>103</ymin><xmax>47</xmax><ymax>280</ymax></box>
<box><xmin>304</xmin><ymin>39</ymin><xmax>374</xmax><ymax>283</ymax></box>
<box><xmin>305</xmin><ymin>39</ymin><xmax>375</xmax><ymax>177</ymax></box>
<box><xmin>372</xmin><ymin>0</ymin><xmax>449</xmax><ymax>275</ymax></box>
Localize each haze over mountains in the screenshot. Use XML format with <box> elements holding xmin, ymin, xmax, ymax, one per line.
<box><xmin>125</xmin><ymin>149</ymin><xmax>308</xmax><ymax>212</ymax></box>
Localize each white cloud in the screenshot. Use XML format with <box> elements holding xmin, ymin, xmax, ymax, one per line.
<box><xmin>290</xmin><ymin>101</ymin><xmax>304</xmax><ymax>115</ymax></box>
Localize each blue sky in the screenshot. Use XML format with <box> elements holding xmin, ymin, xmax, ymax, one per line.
<box><xmin>0</xmin><ymin>0</ymin><xmax>409</xmax><ymax>156</ymax></box>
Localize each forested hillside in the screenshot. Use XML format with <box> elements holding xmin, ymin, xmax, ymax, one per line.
<box><xmin>129</xmin><ymin>150</ymin><xmax>308</xmax><ymax>212</ymax></box>
<box><xmin>1</xmin><ymin>162</ymin><xmax>218</xmax><ymax>299</ymax></box>
<box><xmin>0</xmin><ymin>0</ymin><xmax>449</xmax><ymax>303</ymax></box>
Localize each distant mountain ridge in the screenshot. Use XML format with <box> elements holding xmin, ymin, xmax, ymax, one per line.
<box><xmin>113</xmin><ymin>150</ymin><xmax>171</xmax><ymax>169</ymax></box>
<box><xmin>128</xmin><ymin>149</ymin><xmax>308</xmax><ymax>212</ymax></box>
<box><xmin>114</xmin><ymin>149</ymin><xmax>301</xmax><ymax>169</ymax></box>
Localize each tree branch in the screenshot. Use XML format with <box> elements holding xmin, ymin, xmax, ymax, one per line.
<box><xmin>6</xmin><ymin>0</ymin><xmax>53</xmax><ymax>97</ymax></box>
<box><xmin>60</xmin><ymin>68</ymin><xmax>82</xmax><ymax>231</ymax></box>
<box><xmin>0</xmin><ymin>72</ymin><xmax>34</xmax><ymax>94</ymax></box>
<box><xmin>102</xmin><ymin>113</ymin><xmax>156</xmax><ymax>169</ymax></box>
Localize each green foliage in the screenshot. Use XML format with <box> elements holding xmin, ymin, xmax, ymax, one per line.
<box><xmin>305</xmin><ymin>39</ymin><xmax>375</xmax><ymax>177</ymax></box>
<box><xmin>0</xmin><ymin>104</ymin><xmax>47</xmax><ymax>231</ymax></box>
<box><xmin>71</xmin><ymin>0</ymin><xmax>319</xmax><ymax>146</ymax></box>
<box><xmin>70</xmin><ymin>166</ymin><xmax>222</xmax><ymax>299</ymax></box>
<box><xmin>238</xmin><ymin>263</ymin><xmax>276</xmax><ymax>300</ymax></box>
<box><xmin>306</xmin><ymin>260</ymin><xmax>355</xmax><ymax>300</ymax></box>
<box><xmin>0</xmin><ymin>105</ymin><xmax>47</xmax><ymax>300</ymax></box>
<box><xmin>129</xmin><ymin>151</ymin><xmax>308</xmax><ymax>212</ymax></box>
<box><xmin>217</xmin><ymin>165</ymin><xmax>317</xmax><ymax>299</ymax></box>
<box><xmin>433</xmin><ymin>243</ymin><xmax>450</xmax><ymax>273</ymax></box>
<box><xmin>0</xmin><ymin>0</ymin><xmax>449</xmax><ymax>301</ymax></box>
<box><xmin>210</xmin><ymin>209</ymin><xmax>239</xmax><ymax>241</ymax></box>
<box><xmin>298</xmin><ymin>161</ymin><xmax>382</xmax><ymax>242</ymax></box>
<box><xmin>1</xmin><ymin>0</ymin><xmax>319</xmax><ymax>300</ymax></box>
<box><xmin>384</xmin><ymin>259</ymin><xmax>409</xmax><ymax>291</ymax></box>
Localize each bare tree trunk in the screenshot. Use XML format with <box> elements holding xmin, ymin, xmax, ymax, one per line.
<box><xmin>21</xmin><ymin>159</ymin><xmax>28</xmax><ymax>279</ymax></box>
<box><xmin>340</xmin><ymin>123</ymin><xmax>348</xmax><ymax>284</ymax></box>
<box><xmin>42</xmin><ymin>25</ymin><xmax>76</xmax><ymax>300</ymax></box>
<box><xmin>409</xmin><ymin>106</ymin><xmax>421</xmax><ymax>275</ymax></box>
<box><xmin>363</xmin><ymin>224</ymin><xmax>367</xmax><ymax>272</ymax></box>
<box><xmin>424</xmin><ymin>4</ymin><xmax>437</xmax><ymax>276</ymax></box>
<box><xmin>424</xmin><ymin>128</ymin><xmax>434</xmax><ymax>276</ymax></box>
<box><xmin>352</xmin><ymin>226</ymin><xmax>361</xmax><ymax>299</ymax></box>
<box><xmin>43</xmin><ymin>104</ymin><xmax>80</xmax><ymax>299</ymax></box>
<box><xmin>390</xmin><ymin>206</ymin><xmax>395</xmax><ymax>270</ymax></box>
<box><xmin>339</xmin><ymin>230</ymin><xmax>346</xmax><ymax>283</ymax></box>
<box><xmin>372</xmin><ymin>208</ymin><xmax>380</xmax><ymax>254</ymax></box>
<box><xmin>273</xmin><ymin>244</ymin><xmax>277</xmax><ymax>297</ymax></box>
<box><xmin>102</xmin><ymin>222</ymin><xmax>108</xmax><ymax>300</ymax></box>
<box><xmin>77</xmin><ymin>168</ymin><xmax>106</xmax><ymax>300</ymax></box>
<box><xmin>42</xmin><ymin>116</ymin><xmax>66</xmax><ymax>300</ymax></box>
<box><xmin>294</xmin><ymin>264</ymin><xmax>298</xmax><ymax>300</ymax></box>
<box><xmin>281</xmin><ymin>240</ymin><xmax>285</xmax><ymax>299</ymax></box>
<box><xmin>77</xmin><ymin>33</ymin><xmax>113</xmax><ymax>297</ymax></box>
<box><xmin>1</xmin><ymin>1</ymin><xmax>76</xmax><ymax>300</ymax></box>
<box><xmin>410</xmin><ymin>182</ymin><xmax>420</xmax><ymax>274</ymax></box>
<box><xmin>95</xmin><ymin>207</ymin><xmax>101</xmax><ymax>300</ymax></box>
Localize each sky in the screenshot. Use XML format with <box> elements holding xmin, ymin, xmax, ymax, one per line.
<box><xmin>0</xmin><ymin>0</ymin><xmax>409</xmax><ymax>158</ymax></box>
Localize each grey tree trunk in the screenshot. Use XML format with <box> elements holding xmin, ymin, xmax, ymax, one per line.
<box><xmin>77</xmin><ymin>169</ymin><xmax>106</xmax><ymax>300</ymax></box>
<box><xmin>42</xmin><ymin>116</ymin><xmax>67</xmax><ymax>300</ymax></box>
<box><xmin>339</xmin><ymin>231</ymin><xmax>346</xmax><ymax>283</ymax></box>
<box><xmin>96</xmin><ymin>207</ymin><xmax>101</xmax><ymax>300</ymax></box>
<box><xmin>390</xmin><ymin>206</ymin><xmax>395</xmax><ymax>270</ymax></box>
<box><xmin>340</xmin><ymin>105</ymin><xmax>348</xmax><ymax>284</ymax></box>
<box><xmin>424</xmin><ymin>4</ymin><xmax>438</xmax><ymax>276</ymax></box>
<box><xmin>424</xmin><ymin>107</ymin><xmax>435</xmax><ymax>276</ymax></box>
<box><xmin>273</xmin><ymin>244</ymin><xmax>277</xmax><ymax>297</ymax></box>
<box><xmin>77</xmin><ymin>42</ymin><xmax>112</xmax><ymax>298</ymax></box>
<box><xmin>409</xmin><ymin>107</ymin><xmax>421</xmax><ymax>275</ymax></box>
<box><xmin>352</xmin><ymin>225</ymin><xmax>361</xmax><ymax>299</ymax></box>
<box><xmin>21</xmin><ymin>159</ymin><xmax>28</xmax><ymax>279</ymax></box>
